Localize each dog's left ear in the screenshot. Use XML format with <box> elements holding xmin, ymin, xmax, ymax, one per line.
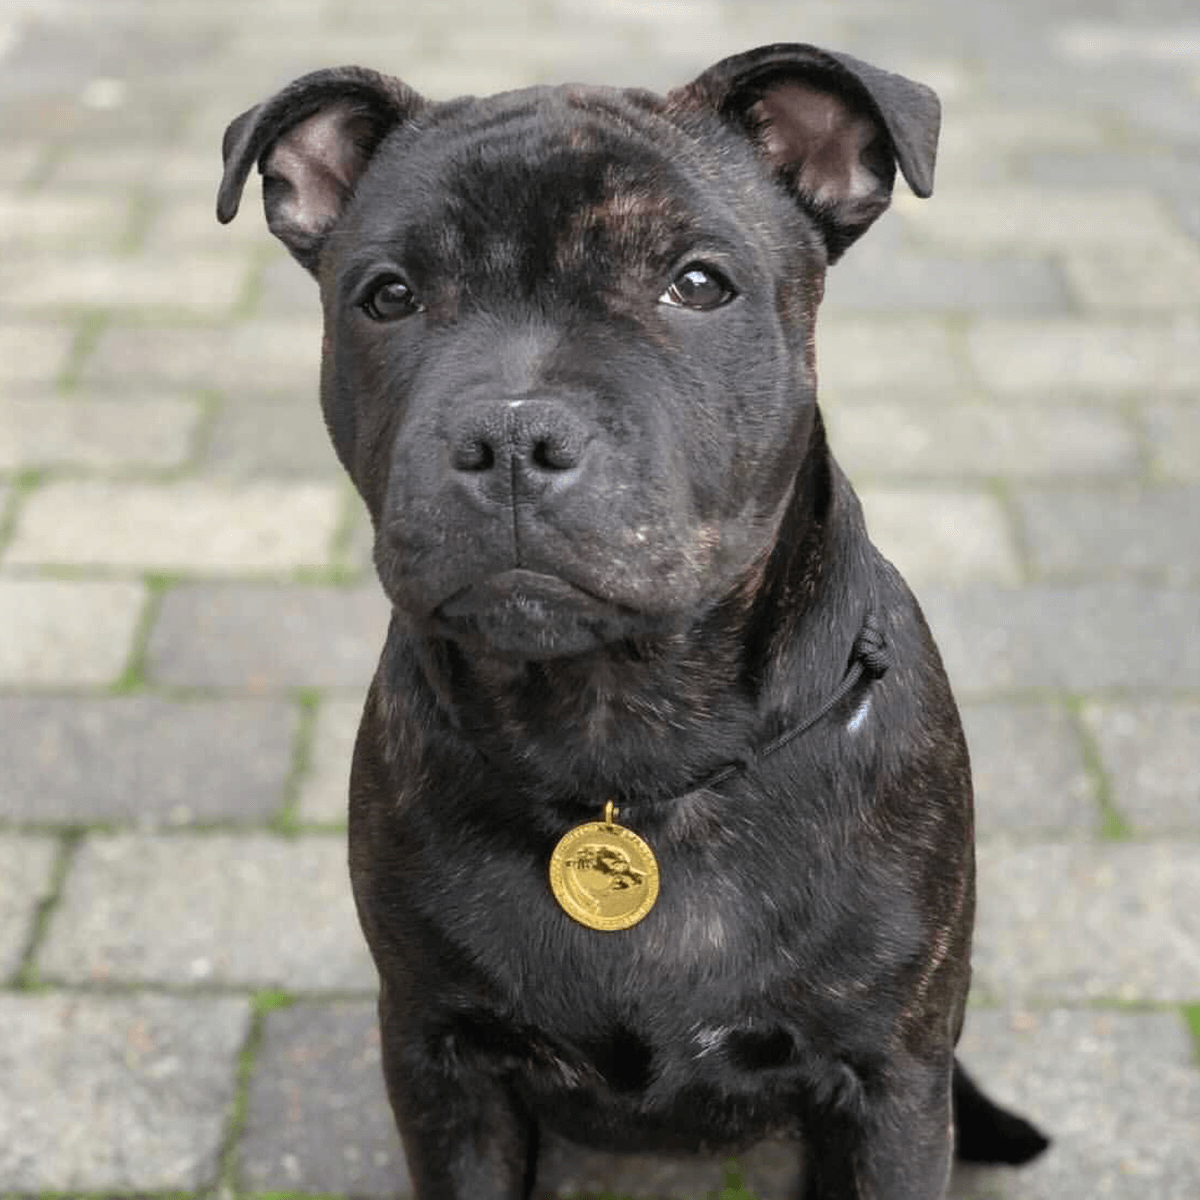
<box><xmin>670</xmin><ymin>44</ymin><xmax>939</xmax><ymax>261</ymax></box>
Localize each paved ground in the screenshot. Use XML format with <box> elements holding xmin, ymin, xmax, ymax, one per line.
<box><xmin>1</xmin><ymin>0</ymin><xmax>1198</xmax><ymax>1197</ymax></box>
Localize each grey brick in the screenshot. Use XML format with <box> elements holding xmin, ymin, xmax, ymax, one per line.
<box><xmin>952</xmin><ymin>1010</ymin><xmax>1200</xmax><ymax>1200</ymax></box>
<box><xmin>822</xmin><ymin>253</ymin><xmax>1069</xmax><ymax>317</ymax></box>
<box><xmin>921</xmin><ymin>584</ymin><xmax>1200</xmax><ymax>694</ymax></box>
<box><xmin>1017</xmin><ymin>485</ymin><xmax>1200</xmax><ymax>584</ymax></box>
<box><xmin>145</xmin><ymin>582</ymin><xmax>389</xmax><ymax>688</ymax></box>
<box><xmin>1081</xmin><ymin>701</ymin><xmax>1200</xmax><ymax>834</ymax></box>
<box><xmin>0</xmin><ymin>697</ymin><xmax>296</xmax><ymax>826</ymax></box>
<box><xmin>257</xmin><ymin>253</ymin><xmax>323</xmax><ymax>317</ymax></box>
<box><xmin>970</xmin><ymin>320</ymin><xmax>1200</xmax><ymax>396</ymax></box>
<box><xmin>1145</xmin><ymin>402</ymin><xmax>1200</xmax><ymax>481</ymax></box>
<box><xmin>239</xmin><ymin>1002</ymin><xmax>406</xmax><ymax>1196</ymax></box>
<box><xmin>145</xmin><ymin>189</ymin><xmax>280</xmax><ymax>252</ymax></box>
<box><xmin>0</xmin><ymin>992</ymin><xmax>250</xmax><ymax>1191</ymax></box>
<box><xmin>817</xmin><ymin>319</ymin><xmax>965</xmax><ymax>394</ymax></box>
<box><xmin>0</xmin><ymin>580</ymin><xmax>145</xmax><ymax>685</ymax></box>
<box><xmin>0</xmin><ymin>194</ymin><xmax>128</xmax><ymax>247</ymax></box>
<box><xmin>0</xmin><ymin>323</ymin><xmax>74</xmax><ymax>386</ymax></box>
<box><xmin>0</xmin><ymin>253</ymin><xmax>249</xmax><ymax>312</ymax></box>
<box><xmin>828</xmin><ymin>401</ymin><xmax>1137</xmax><ymax>480</ymax></box>
<box><xmin>0</xmin><ymin>396</ymin><xmax>201</xmax><ymax>469</ymax></box>
<box><xmin>0</xmin><ymin>142</ymin><xmax>40</xmax><ymax>185</ymax></box>
<box><xmin>0</xmin><ymin>836</ymin><xmax>57</xmax><ymax>980</ymax></box>
<box><xmin>38</xmin><ymin>834</ymin><xmax>376</xmax><ymax>988</ymax></box>
<box><xmin>83</xmin><ymin>318</ymin><xmax>321</xmax><ymax>393</ymax></box>
<box><xmin>973</xmin><ymin>842</ymin><xmax>1200</xmax><ymax>1003</ymax></box>
<box><xmin>297</xmin><ymin>697</ymin><xmax>362</xmax><ymax>824</ymax></box>
<box><xmin>859</xmin><ymin>487</ymin><xmax>1022</xmax><ymax>585</ymax></box>
<box><xmin>895</xmin><ymin>187</ymin><xmax>1182</xmax><ymax>250</ymax></box>
<box><xmin>200</xmin><ymin>396</ymin><xmax>343</xmax><ymax>478</ymax></box>
<box><xmin>1063</xmin><ymin>240</ymin><xmax>1200</xmax><ymax>311</ymax></box>
<box><xmin>6</xmin><ymin>479</ymin><xmax>342</xmax><ymax>572</ymax></box>
<box><xmin>961</xmin><ymin>704</ymin><xmax>1098</xmax><ymax>837</ymax></box>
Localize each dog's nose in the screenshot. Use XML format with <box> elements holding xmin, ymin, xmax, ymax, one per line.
<box><xmin>448</xmin><ymin>399</ymin><xmax>592</xmax><ymax>499</ymax></box>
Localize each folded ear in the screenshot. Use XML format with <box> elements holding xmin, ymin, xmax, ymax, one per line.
<box><xmin>217</xmin><ymin>66</ymin><xmax>426</xmax><ymax>273</ymax></box>
<box><xmin>670</xmin><ymin>44</ymin><xmax>939</xmax><ymax>261</ymax></box>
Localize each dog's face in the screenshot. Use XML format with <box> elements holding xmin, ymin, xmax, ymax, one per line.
<box><xmin>218</xmin><ymin>48</ymin><xmax>939</xmax><ymax>659</ymax></box>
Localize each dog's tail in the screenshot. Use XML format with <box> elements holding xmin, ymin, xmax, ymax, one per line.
<box><xmin>952</xmin><ymin>1059</ymin><xmax>1049</xmax><ymax>1165</ymax></box>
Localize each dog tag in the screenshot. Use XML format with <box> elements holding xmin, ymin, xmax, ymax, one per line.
<box><xmin>549</xmin><ymin>801</ymin><xmax>659</xmax><ymax>931</ymax></box>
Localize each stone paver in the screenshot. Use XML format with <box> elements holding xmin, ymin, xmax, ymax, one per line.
<box><xmin>961</xmin><ymin>703</ymin><xmax>1098</xmax><ymax>837</ymax></box>
<box><xmin>1081</xmin><ymin>701</ymin><xmax>1200</xmax><ymax>834</ymax></box>
<box><xmin>0</xmin><ymin>579</ymin><xmax>145</xmax><ymax>685</ymax></box>
<box><xmin>1017</xmin><ymin>485</ymin><xmax>1200</xmax><ymax>584</ymax></box>
<box><xmin>239</xmin><ymin>1002</ymin><xmax>406</xmax><ymax>1196</ymax></box>
<box><xmin>0</xmin><ymin>696</ymin><xmax>297</xmax><ymax>826</ymax></box>
<box><xmin>5</xmin><ymin>480</ymin><xmax>342</xmax><ymax>572</ymax></box>
<box><xmin>859</xmin><ymin>487</ymin><xmax>1023</xmax><ymax>585</ymax></box>
<box><xmin>0</xmin><ymin>254</ymin><xmax>249</xmax><ymax>313</ymax></box>
<box><xmin>296</xmin><ymin>697</ymin><xmax>362</xmax><ymax>823</ymax></box>
<box><xmin>922</xmin><ymin>584</ymin><xmax>1200</xmax><ymax>694</ymax></box>
<box><xmin>953</xmin><ymin>1009</ymin><xmax>1200</xmax><ymax>1200</ymax></box>
<box><xmin>974</xmin><ymin>842</ymin><xmax>1200</xmax><ymax>1003</ymax></box>
<box><xmin>0</xmin><ymin>992</ymin><xmax>250</xmax><ymax>1191</ymax></box>
<box><xmin>896</xmin><ymin>187</ymin><xmax>1186</xmax><ymax>250</ymax></box>
<box><xmin>0</xmin><ymin>396</ymin><xmax>201</xmax><ymax>470</ymax></box>
<box><xmin>828</xmin><ymin>401</ymin><xmax>1137</xmax><ymax>479</ymax></box>
<box><xmin>201</xmin><ymin>395</ymin><xmax>344</xmax><ymax>479</ymax></box>
<box><xmin>0</xmin><ymin>323</ymin><xmax>74</xmax><ymax>385</ymax></box>
<box><xmin>970</xmin><ymin>319</ymin><xmax>1200</xmax><ymax>396</ymax></box>
<box><xmin>0</xmin><ymin>836</ymin><xmax>58</xmax><ymax>980</ymax></box>
<box><xmin>3</xmin><ymin>0</ymin><xmax>1199</xmax><ymax>1195</ymax></box>
<box><xmin>38</xmin><ymin>834</ymin><xmax>376</xmax><ymax>989</ymax></box>
<box><xmin>0</xmin><ymin>193</ymin><xmax>129</xmax><ymax>247</ymax></box>
<box><xmin>1145</xmin><ymin>401</ymin><xmax>1200</xmax><ymax>481</ymax></box>
<box><xmin>145</xmin><ymin>582</ymin><xmax>388</xmax><ymax>688</ymax></box>
<box><xmin>83</xmin><ymin>320</ymin><xmax>321</xmax><ymax>393</ymax></box>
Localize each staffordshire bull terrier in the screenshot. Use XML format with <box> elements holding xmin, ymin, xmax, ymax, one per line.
<box><xmin>218</xmin><ymin>43</ymin><xmax>1049</xmax><ymax>1199</ymax></box>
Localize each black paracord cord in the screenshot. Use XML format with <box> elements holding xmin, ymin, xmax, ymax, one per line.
<box><xmin>696</xmin><ymin>610</ymin><xmax>891</xmax><ymax>792</ymax></box>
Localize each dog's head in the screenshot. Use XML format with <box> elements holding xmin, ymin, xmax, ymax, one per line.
<box><xmin>218</xmin><ymin>46</ymin><xmax>938</xmax><ymax>660</ymax></box>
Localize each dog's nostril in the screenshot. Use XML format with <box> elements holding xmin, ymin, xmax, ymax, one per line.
<box><xmin>531</xmin><ymin>436</ymin><xmax>581</xmax><ymax>471</ymax></box>
<box><xmin>452</xmin><ymin>440</ymin><xmax>495</xmax><ymax>472</ymax></box>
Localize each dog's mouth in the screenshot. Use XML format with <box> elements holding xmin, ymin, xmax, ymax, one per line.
<box><xmin>434</xmin><ymin>569</ymin><xmax>639</xmax><ymax>659</ymax></box>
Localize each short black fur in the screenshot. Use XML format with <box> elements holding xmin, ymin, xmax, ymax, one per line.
<box><xmin>219</xmin><ymin>42</ymin><xmax>1048</xmax><ymax>1199</ymax></box>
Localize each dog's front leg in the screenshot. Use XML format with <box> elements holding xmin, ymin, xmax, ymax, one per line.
<box><xmin>801</xmin><ymin>1056</ymin><xmax>954</xmax><ymax>1200</ymax></box>
<box><xmin>378</xmin><ymin>987</ymin><xmax>536</xmax><ymax>1200</ymax></box>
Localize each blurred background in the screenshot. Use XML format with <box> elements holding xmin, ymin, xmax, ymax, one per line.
<box><xmin>0</xmin><ymin>0</ymin><xmax>1197</xmax><ymax>1197</ymax></box>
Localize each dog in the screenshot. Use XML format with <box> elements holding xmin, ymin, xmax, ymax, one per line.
<box><xmin>218</xmin><ymin>43</ymin><xmax>1049</xmax><ymax>1199</ymax></box>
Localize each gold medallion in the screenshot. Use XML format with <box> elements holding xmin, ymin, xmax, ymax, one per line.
<box><xmin>549</xmin><ymin>801</ymin><xmax>660</xmax><ymax>931</ymax></box>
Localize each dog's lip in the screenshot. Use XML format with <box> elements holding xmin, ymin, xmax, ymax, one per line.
<box><xmin>437</xmin><ymin>569</ymin><xmax>618</xmax><ymax>617</ymax></box>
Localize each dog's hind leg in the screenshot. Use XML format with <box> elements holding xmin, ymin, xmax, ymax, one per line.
<box><xmin>951</xmin><ymin>1058</ymin><xmax>1049</xmax><ymax>1165</ymax></box>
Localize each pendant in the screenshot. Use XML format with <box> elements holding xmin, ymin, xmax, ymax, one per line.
<box><xmin>549</xmin><ymin>801</ymin><xmax>660</xmax><ymax>931</ymax></box>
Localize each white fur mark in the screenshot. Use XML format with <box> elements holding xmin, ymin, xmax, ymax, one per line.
<box><xmin>846</xmin><ymin>695</ymin><xmax>872</xmax><ymax>734</ymax></box>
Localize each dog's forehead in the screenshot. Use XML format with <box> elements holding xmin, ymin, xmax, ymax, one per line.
<box><xmin>355</xmin><ymin>83</ymin><xmax>742</xmax><ymax>256</ymax></box>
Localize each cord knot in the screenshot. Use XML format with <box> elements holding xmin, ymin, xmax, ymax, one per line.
<box><xmin>854</xmin><ymin>611</ymin><xmax>891</xmax><ymax>678</ymax></box>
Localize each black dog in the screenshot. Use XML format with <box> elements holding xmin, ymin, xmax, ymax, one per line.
<box><xmin>218</xmin><ymin>44</ymin><xmax>1048</xmax><ymax>1199</ymax></box>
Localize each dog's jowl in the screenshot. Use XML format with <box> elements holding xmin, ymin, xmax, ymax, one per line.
<box><xmin>219</xmin><ymin>43</ymin><xmax>1049</xmax><ymax>1200</ymax></box>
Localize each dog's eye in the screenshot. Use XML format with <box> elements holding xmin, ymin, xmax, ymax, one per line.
<box><xmin>659</xmin><ymin>264</ymin><xmax>736</xmax><ymax>311</ymax></box>
<box><xmin>361</xmin><ymin>279</ymin><xmax>421</xmax><ymax>322</ymax></box>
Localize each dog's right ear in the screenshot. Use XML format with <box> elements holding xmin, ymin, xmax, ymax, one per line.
<box><xmin>217</xmin><ymin>67</ymin><xmax>426</xmax><ymax>274</ymax></box>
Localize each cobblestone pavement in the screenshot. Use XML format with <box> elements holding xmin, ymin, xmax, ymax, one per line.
<box><xmin>1</xmin><ymin>0</ymin><xmax>1198</xmax><ymax>1197</ymax></box>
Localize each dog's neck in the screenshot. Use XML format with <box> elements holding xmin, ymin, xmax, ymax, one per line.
<box><xmin>376</xmin><ymin>420</ymin><xmax>874</xmax><ymax>820</ymax></box>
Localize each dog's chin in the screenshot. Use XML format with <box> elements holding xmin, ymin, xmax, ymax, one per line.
<box><xmin>430</xmin><ymin>569</ymin><xmax>644</xmax><ymax>661</ymax></box>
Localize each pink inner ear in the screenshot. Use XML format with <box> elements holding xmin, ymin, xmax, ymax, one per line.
<box><xmin>264</xmin><ymin>103</ymin><xmax>375</xmax><ymax>237</ymax></box>
<box><xmin>751</xmin><ymin>82</ymin><xmax>883</xmax><ymax>208</ymax></box>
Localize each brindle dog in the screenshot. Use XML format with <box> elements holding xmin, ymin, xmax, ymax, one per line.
<box><xmin>218</xmin><ymin>43</ymin><xmax>1048</xmax><ymax>1200</ymax></box>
